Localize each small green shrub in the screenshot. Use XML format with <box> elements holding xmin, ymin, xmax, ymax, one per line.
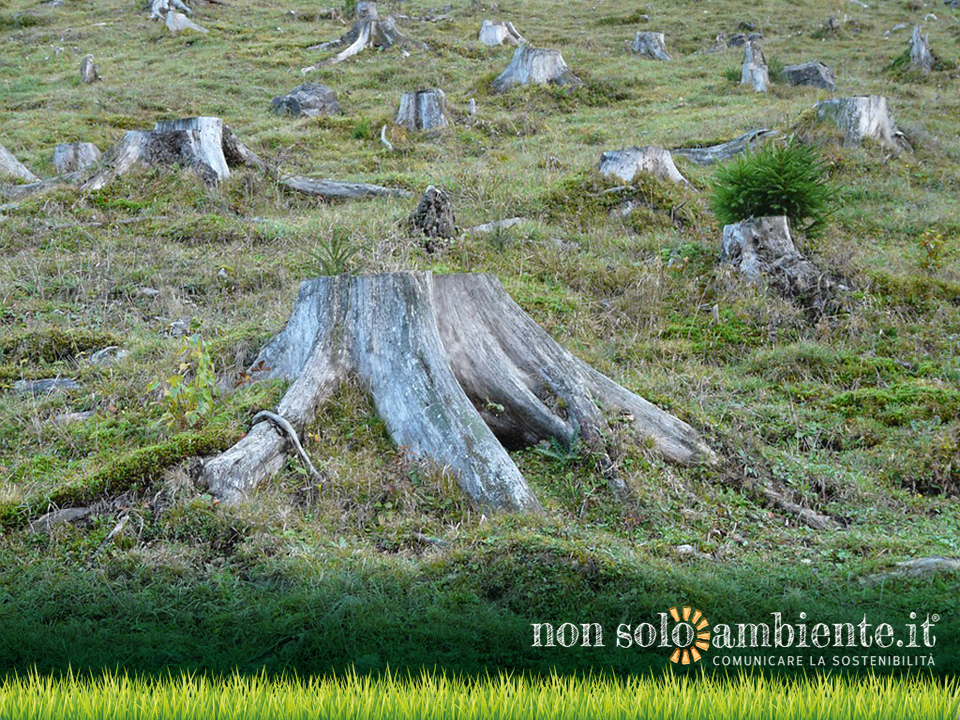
<box><xmin>709</xmin><ymin>140</ymin><xmax>838</xmax><ymax>237</ymax></box>
<box><xmin>150</xmin><ymin>334</ymin><xmax>219</xmax><ymax>430</ymax></box>
<box><xmin>351</xmin><ymin>117</ymin><xmax>372</xmax><ymax>140</ymax></box>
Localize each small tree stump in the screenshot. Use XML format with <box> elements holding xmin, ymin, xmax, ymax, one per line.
<box><xmin>631</xmin><ymin>31</ymin><xmax>672</xmax><ymax>60</ymax></box>
<box><xmin>166</xmin><ymin>11</ymin><xmax>209</xmax><ymax>34</ymax></box>
<box><xmin>479</xmin><ymin>19</ymin><xmax>525</xmax><ymax>46</ymax></box>
<box><xmin>0</xmin><ymin>144</ymin><xmax>39</xmax><ymax>182</ymax></box>
<box><xmin>149</xmin><ymin>0</ymin><xmax>191</xmax><ymax>19</ymax></box>
<box><xmin>909</xmin><ymin>25</ymin><xmax>934</xmax><ymax>73</ymax></box>
<box><xmin>673</xmin><ymin>129</ymin><xmax>777</xmax><ymax>165</ymax></box>
<box><xmin>395</xmin><ymin>89</ymin><xmax>449</xmax><ymax>131</ymax></box>
<box><xmin>491</xmin><ymin>45</ymin><xmax>582</xmax><ymax>93</ymax></box>
<box><xmin>722</xmin><ymin>216</ymin><xmax>842</xmax><ymax>316</ymax></box>
<box><xmin>407</xmin><ymin>185</ymin><xmax>457</xmax><ymax>246</ymax></box>
<box><xmin>741</xmin><ymin>40</ymin><xmax>769</xmax><ymax>92</ymax></box>
<box><xmin>304</xmin><ymin>0</ymin><xmax>423</xmax><ymax>68</ymax></box>
<box><xmin>53</xmin><ymin>143</ymin><xmax>101</xmax><ymax>174</ymax></box>
<box><xmin>271</xmin><ymin>84</ymin><xmax>342</xmax><ymax>117</ymax></box>
<box><xmin>815</xmin><ymin>96</ymin><xmax>909</xmax><ymax>151</ymax></box>
<box><xmin>80</xmin><ymin>54</ymin><xmax>100</xmax><ymax>84</ymax></box>
<box><xmin>782</xmin><ymin>61</ymin><xmax>836</xmax><ymax>90</ymax></box>
<box><xmin>201</xmin><ymin>273</ymin><xmax>715</xmax><ymax>509</ymax></box>
<box><xmin>599</xmin><ymin>146</ymin><xmax>688</xmax><ymax>184</ymax></box>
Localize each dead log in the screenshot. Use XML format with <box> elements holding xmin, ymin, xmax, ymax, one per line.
<box><xmin>0</xmin><ymin>144</ymin><xmax>39</xmax><ymax>182</ymax></box>
<box><xmin>491</xmin><ymin>45</ymin><xmax>583</xmax><ymax>93</ymax></box>
<box><xmin>201</xmin><ymin>273</ymin><xmax>716</xmax><ymax>510</ymax></box>
<box><xmin>741</xmin><ymin>40</ymin><xmax>769</xmax><ymax>92</ymax></box>
<box><xmin>782</xmin><ymin>61</ymin><xmax>836</xmax><ymax>90</ymax></box>
<box><xmin>80</xmin><ymin>54</ymin><xmax>100</xmax><ymax>84</ymax></box>
<box><xmin>302</xmin><ymin>0</ymin><xmax>424</xmax><ymax>69</ymax></box>
<box><xmin>672</xmin><ymin>129</ymin><xmax>778</xmax><ymax>165</ymax></box>
<box><xmin>53</xmin><ymin>142</ymin><xmax>101</xmax><ymax>174</ymax></box>
<box><xmin>721</xmin><ymin>216</ymin><xmax>843</xmax><ymax>316</ymax></box>
<box><xmin>815</xmin><ymin>95</ymin><xmax>910</xmax><ymax>151</ymax></box>
<box><xmin>407</xmin><ymin>185</ymin><xmax>456</xmax><ymax>246</ymax></box>
<box><xmin>280</xmin><ymin>176</ymin><xmax>411</xmax><ymax>199</ymax></box>
<box><xmin>631</xmin><ymin>31</ymin><xmax>672</xmax><ymax>60</ymax></box>
<box><xmin>599</xmin><ymin>146</ymin><xmax>688</xmax><ymax>184</ymax></box>
<box><xmin>479</xmin><ymin>19</ymin><xmax>525</xmax><ymax>46</ymax></box>
<box><xmin>395</xmin><ymin>89</ymin><xmax>449</xmax><ymax>131</ymax></box>
<box><xmin>909</xmin><ymin>25</ymin><xmax>934</xmax><ymax>73</ymax></box>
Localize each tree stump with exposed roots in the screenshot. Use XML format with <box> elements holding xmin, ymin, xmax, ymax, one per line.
<box><xmin>815</xmin><ymin>96</ymin><xmax>910</xmax><ymax>151</ymax></box>
<box><xmin>479</xmin><ymin>19</ymin><xmax>525</xmax><ymax>46</ymax></box>
<box><xmin>304</xmin><ymin>0</ymin><xmax>424</xmax><ymax>69</ymax></box>
<box><xmin>672</xmin><ymin>129</ymin><xmax>778</xmax><ymax>165</ymax></box>
<box><xmin>201</xmin><ymin>273</ymin><xmax>716</xmax><ymax>511</ymax></box>
<box><xmin>491</xmin><ymin>45</ymin><xmax>583</xmax><ymax>93</ymax></box>
<box><xmin>632</xmin><ymin>32</ymin><xmax>672</xmax><ymax>60</ymax></box>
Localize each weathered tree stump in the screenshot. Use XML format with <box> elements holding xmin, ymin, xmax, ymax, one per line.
<box><xmin>673</xmin><ymin>129</ymin><xmax>778</xmax><ymax>165</ymax></box>
<box><xmin>479</xmin><ymin>19</ymin><xmax>525</xmax><ymax>46</ymax></box>
<box><xmin>407</xmin><ymin>185</ymin><xmax>456</xmax><ymax>247</ymax></box>
<box><xmin>815</xmin><ymin>96</ymin><xmax>909</xmax><ymax>151</ymax></box>
<box><xmin>741</xmin><ymin>40</ymin><xmax>769</xmax><ymax>92</ymax></box>
<box><xmin>0</xmin><ymin>144</ymin><xmax>39</xmax><ymax>182</ymax></box>
<box><xmin>721</xmin><ymin>216</ymin><xmax>842</xmax><ymax>316</ymax></box>
<box><xmin>303</xmin><ymin>0</ymin><xmax>423</xmax><ymax>69</ymax></box>
<box><xmin>909</xmin><ymin>25</ymin><xmax>934</xmax><ymax>73</ymax></box>
<box><xmin>271</xmin><ymin>84</ymin><xmax>342</xmax><ymax>117</ymax></box>
<box><xmin>80</xmin><ymin>54</ymin><xmax>100</xmax><ymax>84</ymax></box>
<box><xmin>599</xmin><ymin>147</ymin><xmax>688</xmax><ymax>184</ymax></box>
<box><xmin>632</xmin><ymin>31</ymin><xmax>672</xmax><ymax>60</ymax></box>
<box><xmin>201</xmin><ymin>273</ymin><xmax>715</xmax><ymax>510</ymax></box>
<box><xmin>53</xmin><ymin>143</ymin><xmax>101</xmax><ymax>174</ymax></box>
<box><xmin>395</xmin><ymin>89</ymin><xmax>449</xmax><ymax>131</ymax></box>
<box><xmin>149</xmin><ymin>0</ymin><xmax>191</xmax><ymax>19</ymax></box>
<box><xmin>491</xmin><ymin>45</ymin><xmax>582</xmax><ymax>93</ymax></box>
<box><xmin>166</xmin><ymin>11</ymin><xmax>209</xmax><ymax>34</ymax></box>
<box><xmin>782</xmin><ymin>61</ymin><xmax>836</xmax><ymax>90</ymax></box>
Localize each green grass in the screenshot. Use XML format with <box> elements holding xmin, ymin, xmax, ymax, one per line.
<box><xmin>0</xmin><ymin>669</ymin><xmax>957</xmax><ymax>720</ymax></box>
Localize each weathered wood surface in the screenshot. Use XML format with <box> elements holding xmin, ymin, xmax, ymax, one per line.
<box><xmin>479</xmin><ymin>19</ymin><xmax>525</xmax><ymax>46</ymax></box>
<box><xmin>0</xmin><ymin>144</ymin><xmax>39</xmax><ymax>182</ymax></box>
<box><xmin>80</xmin><ymin>54</ymin><xmax>100</xmax><ymax>84</ymax></box>
<box><xmin>302</xmin><ymin>0</ymin><xmax>423</xmax><ymax>69</ymax></box>
<box><xmin>632</xmin><ymin>31</ymin><xmax>672</xmax><ymax>60</ymax></box>
<box><xmin>599</xmin><ymin>146</ymin><xmax>688</xmax><ymax>184</ymax></box>
<box><xmin>741</xmin><ymin>40</ymin><xmax>769</xmax><ymax>92</ymax></box>
<box><xmin>816</xmin><ymin>95</ymin><xmax>910</xmax><ymax>151</ymax></box>
<box><xmin>395</xmin><ymin>89</ymin><xmax>449</xmax><ymax>131</ymax></box>
<box><xmin>53</xmin><ymin>143</ymin><xmax>101</xmax><ymax>174</ymax></box>
<box><xmin>672</xmin><ymin>128</ymin><xmax>778</xmax><ymax>165</ymax></box>
<box><xmin>491</xmin><ymin>46</ymin><xmax>582</xmax><ymax>93</ymax></box>
<box><xmin>909</xmin><ymin>25</ymin><xmax>934</xmax><ymax>73</ymax></box>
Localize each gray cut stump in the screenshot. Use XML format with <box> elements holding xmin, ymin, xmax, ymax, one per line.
<box><xmin>395</xmin><ymin>89</ymin><xmax>449</xmax><ymax>131</ymax></box>
<box><xmin>166</xmin><ymin>10</ymin><xmax>208</xmax><ymax>34</ymax></box>
<box><xmin>599</xmin><ymin>146</ymin><xmax>688</xmax><ymax>184</ymax></box>
<box><xmin>0</xmin><ymin>144</ymin><xmax>39</xmax><ymax>182</ymax></box>
<box><xmin>673</xmin><ymin>129</ymin><xmax>777</xmax><ymax>165</ymax></box>
<box><xmin>80</xmin><ymin>54</ymin><xmax>100</xmax><ymax>84</ymax></box>
<box><xmin>149</xmin><ymin>0</ymin><xmax>191</xmax><ymax>19</ymax></box>
<box><xmin>909</xmin><ymin>25</ymin><xmax>934</xmax><ymax>73</ymax></box>
<box><xmin>201</xmin><ymin>273</ymin><xmax>716</xmax><ymax>510</ymax></box>
<box><xmin>272</xmin><ymin>84</ymin><xmax>342</xmax><ymax>117</ymax></box>
<box><xmin>479</xmin><ymin>19</ymin><xmax>525</xmax><ymax>46</ymax></box>
<box><xmin>491</xmin><ymin>45</ymin><xmax>583</xmax><ymax>93</ymax></box>
<box><xmin>741</xmin><ymin>40</ymin><xmax>769</xmax><ymax>92</ymax></box>
<box><xmin>721</xmin><ymin>216</ymin><xmax>841</xmax><ymax>316</ymax></box>
<box><xmin>53</xmin><ymin>142</ymin><xmax>101</xmax><ymax>174</ymax></box>
<box><xmin>815</xmin><ymin>96</ymin><xmax>909</xmax><ymax>151</ymax></box>
<box><xmin>407</xmin><ymin>185</ymin><xmax>456</xmax><ymax>246</ymax></box>
<box><xmin>305</xmin><ymin>0</ymin><xmax>422</xmax><ymax>68</ymax></box>
<box><xmin>782</xmin><ymin>61</ymin><xmax>836</xmax><ymax>90</ymax></box>
<box><xmin>632</xmin><ymin>32</ymin><xmax>672</xmax><ymax>60</ymax></box>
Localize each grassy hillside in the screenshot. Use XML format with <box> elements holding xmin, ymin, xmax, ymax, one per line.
<box><xmin>1</xmin><ymin>0</ymin><xmax>958</xmax><ymax>677</ymax></box>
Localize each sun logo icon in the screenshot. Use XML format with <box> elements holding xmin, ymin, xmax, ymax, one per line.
<box><xmin>667</xmin><ymin>606</ymin><xmax>711</xmax><ymax>664</ymax></box>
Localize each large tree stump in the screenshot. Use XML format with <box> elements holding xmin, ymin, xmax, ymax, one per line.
<box><xmin>0</xmin><ymin>144</ymin><xmax>39</xmax><ymax>182</ymax></box>
<box><xmin>782</xmin><ymin>61</ymin><xmax>836</xmax><ymax>90</ymax></box>
<box><xmin>479</xmin><ymin>19</ymin><xmax>525</xmax><ymax>46</ymax></box>
<box><xmin>599</xmin><ymin>146</ymin><xmax>688</xmax><ymax>184</ymax></box>
<box><xmin>395</xmin><ymin>89</ymin><xmax>449</xmax><ymax>131</ymax></box>
<box><xmin>491</xmin><ymin>46</ymin><xmax>583</xmax><ymax>93</ymax></box>
<box><xmin>53</xmin><ymin>143</ymin><xmax>101</xmax><ymax>174</ymax></box>
<box><xmin>632</xmin><ymin>32</ymin><xmax>672</xmax><ymax>61</ymax></box>
<box><xmin>201</xmin><ymin>273</ymin><xmax>715</xmax><ymax>510</ymax></box>
<box><xmin>815</xmin><ymin>96</ymin><xmax>909</xmax><ymax>151</ymax></box>
<box><xmin>722</xmin><ymin>216</ymin><xmax>842</xmax><ymax>316</ymax></box>
<box><xmin>741</xmin><ymin>40</ymin><xmax>769</xmax><ymax>92</ymax></box>
<box><xmin>303</xmin><ymin>0</ymin><xmax>423</xmax><ymax>69</ymax></box>
<box><xmin>909</xmin><ymin>26</ymin><xmax>934</xmax><ymax>73</ymax></box>
<box><xmin>673</xmin><ymin>129</ymin><xmax>778</xmax><ymax>165</ymax></box>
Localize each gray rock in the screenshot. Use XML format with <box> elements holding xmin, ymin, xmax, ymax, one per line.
<box><xmin>14</xmin><ymin>378</ymin><xmax>81</xmax><ymax>396</ymax></box>
<box><xmin>782</xmin><ymin>61</ymin><xmax>837</xmax><ymax>90</ymax></box>
<box><xmin>53</xmin><ymin>142</ymin><xmax>102</xmax><ymax>174</ymax></box>
<box><xmin>271</xmin><ymin>84</ymin><xmax>342</xmax><ymax>118</ymax></box>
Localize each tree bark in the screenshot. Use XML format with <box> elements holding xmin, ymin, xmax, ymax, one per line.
<box><xmin>395</xmin><ymin>89</ymin><xmax>449</xmax><ymax>131</ymax></box>
<box><xmin>479</xmin><ymin>19</ymin><xmax>525</xmax><ymax>46</ymax></box>
<box><xmin>672</xmin><ymin>128</ymin><xmax>777</xmax><ymax>165</ymax></box>
<box><xmin>491</xmin><ymin>46</ymin><xmax>582</xmax><ymax>93</ymax></box>
<box><xmin>201</xmin><ymin>273</ymin><xmax>716</xmax><ymax>510</ymax></box>
<box><xmin>632</xmin><ymin>32</ymin><xmax>672</xmax><ymax>60</ymax></box>
<box><xmin>815</xmin><ymin>96</ymin><xmax>910</xmax><ymax>151</ymax></box>
<box><xmin>741</xmin><ymin>40</ymin><xmax>769</xmax><ymax>92</ymax></box>
<box><xmin>599</xmin><ymin>146</ymin><xmax>688</xmax><ymax>184</ymax></box>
